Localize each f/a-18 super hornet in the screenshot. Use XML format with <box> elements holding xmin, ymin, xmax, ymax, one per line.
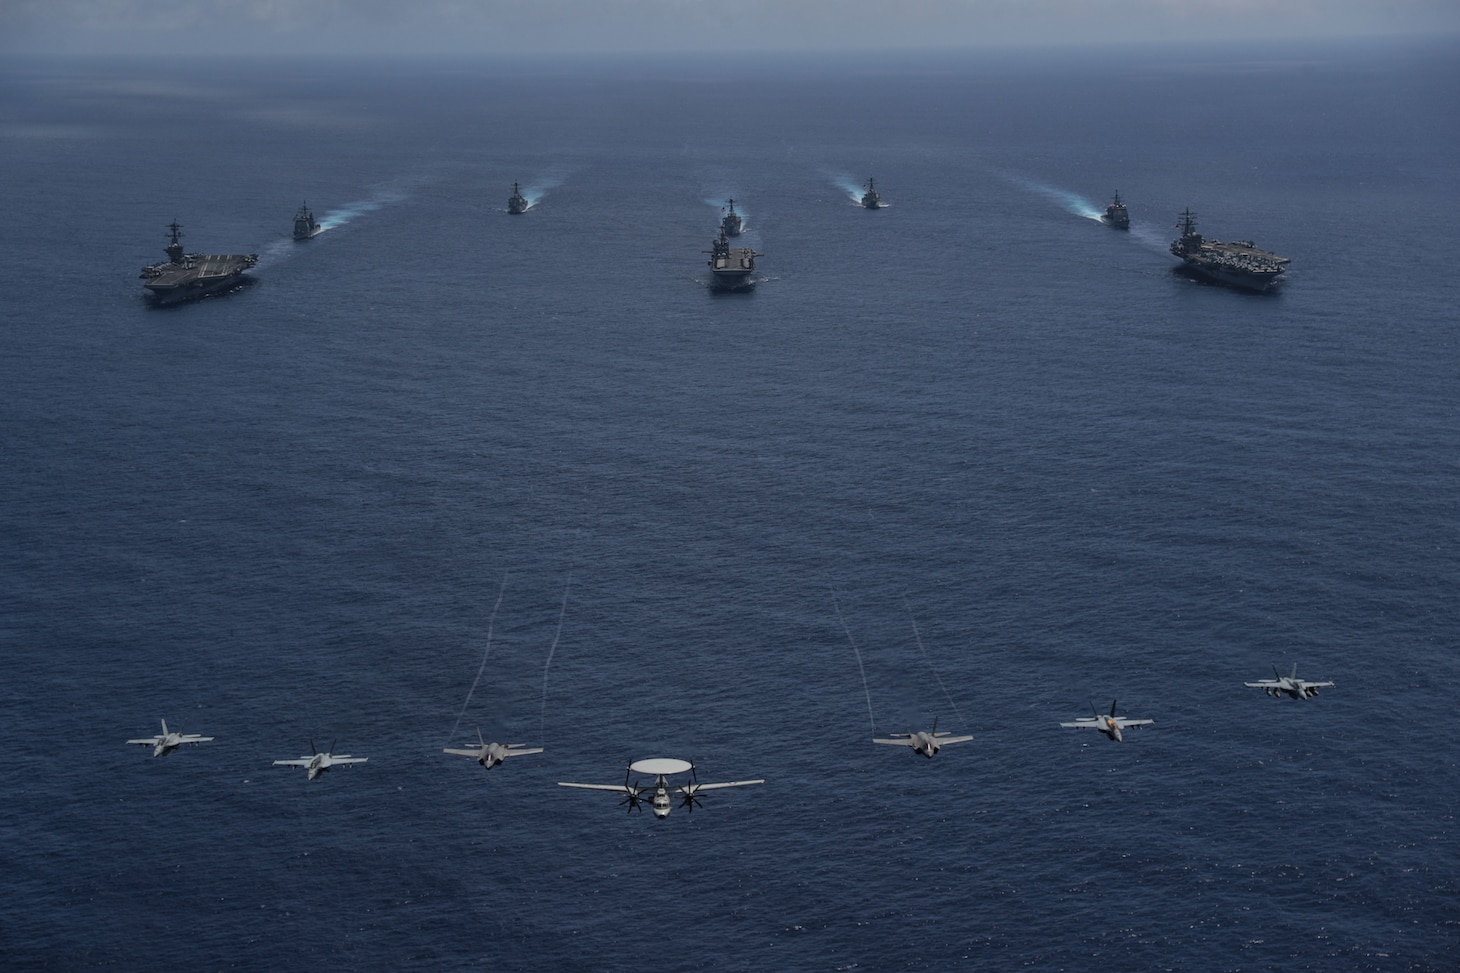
<box><xmin>1060</xmin><ymin>700</ymin><xmax>1154</xmax><ymax>742</ymax></box>
<box><xmin>873</xmin><ymin>718</ymin><xmax>973</xmax><ymax>758</ymax></box>
<box><xmin>559</xmin><ymin>758</ymin><xmax>764</xmax><ymax>820</ymax></box>
<box><xmin>126</xmin><ymin>719</ymin><xmax>214</xmax><ymax>758</ymax></box>
<box><xmin>272</xmin><ymin>741</ymin><xmax>367</xmax><ymax>781</ymax></box>
<box><xmin>443</xmin><ymin>728</ymin><xmax>543</xmax><ymax>769</ymax></box>
<box><xmin>1245</xmin><ymin>664</ymin><xmax>1335</xmax><ymax>700</ymax></box>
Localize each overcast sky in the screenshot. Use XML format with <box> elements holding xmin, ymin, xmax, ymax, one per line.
<box><xmin>4</xmin><ymin>0</ymin><xmax>1458</xmax><ymax>57</ymax></box>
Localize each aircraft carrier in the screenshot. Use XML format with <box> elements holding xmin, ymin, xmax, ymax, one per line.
<box><xmin>705</xmin><ymin>229</ymin><xmax>761</xmax><ymax>291</ymax></box>
<box><xmin>139</xmin><ymin>222</ymin><xmax>258</xmax><ymax>304</ymax></box>
<box><xmin>1170</xmin><ymin>209</ymin><xmax>1289</xmax><ymax>291</ymax></box>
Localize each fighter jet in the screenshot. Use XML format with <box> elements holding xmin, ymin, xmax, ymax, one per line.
<box><xmin>559</xmin><ymin>758</ymin><xmax>764</xmax><ymax>820</ymax></box>
<box><xmin>443</xmin><ymin>728</ymin><xmax>543</xmax><ymax>769</ymax></box>
<box><xmin>272</xmin><ymin>742</ymin><xmax>367</xmax><ymax>781</ymax></box>
<box><xmin>1060</xmin><ymin>700</ymin><xmax>1154</xmax><ymax>742</ymax></box>
<box><xmin>873</xmin><ymin>718</ymin><xmax>973</xmax><ymax>758</ymax></box>
<box><xmin>126</xmin><ymin>719</ymin><xmax>214</xmax><ymax>758</ymax></box>
<box><xmin>1245</xmin><ymin>664</ymin><xmax>1335</xmax><ymax>700</ymax></box>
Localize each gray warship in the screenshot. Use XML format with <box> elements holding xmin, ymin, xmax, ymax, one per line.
<box><xmin>721</xmin><ymin>198</ymin><xmax>743</xmax><ymax>237</ymax></box>
<box><xmin>139</xmin><ymin>221</ymin><xmax>258</xmax><ymax>304</ymax></box>
<box><xmin>292</xmin><ymin>202</ymin><xmax>321</xmax><ymax>240</ymax></box>
<box><xmin>705</xmin><ymin>229</ymin><xmax>761</xmax><ymax>291</ymax></box>
<box><xmin>861</xmin><ymin>177</ymin><xmax>882</xmax><ymax>209</ymax></box>
<box><xmin>1170</xmin><ymin>209</ymin><xmax>1289</xmax><ymax>291</ymax></box>
<box><xmin>507</xmin><ymin>182</ymin><xmax>529</xmax><ymax>214</ymax></box>
<box><xmin>1100</xmin><ymin>191</ymin><xmax>1130</xmax><ymax>229</ymax></box>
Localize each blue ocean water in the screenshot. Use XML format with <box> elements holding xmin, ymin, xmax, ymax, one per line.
<box><xmin>2</xmin><ymin>39</ymin><xmax>1458</xmax><ymax>971</ymax></box>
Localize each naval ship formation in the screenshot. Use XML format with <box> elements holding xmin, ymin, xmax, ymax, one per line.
<box><xmin>138</xmin><ymin>222</ymin><xmax>258</xmax><ymax>304</ymax></box>
<box><xmin>1170</xmin><ymin>208</ymin><xmax>1289</xmax><ymax>291</ymax></box>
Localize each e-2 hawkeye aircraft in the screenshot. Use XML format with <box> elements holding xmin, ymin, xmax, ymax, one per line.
<box><xmin>1245</xmin><ymin>663</ymin><xmax>1335</xmax><ymax>700</ymax></box>
<box><xmin>1060</xmin><ymin>700</ymin><xmax>1154</xmax><ymax>742</ymax></box>
<box><xmin>559</xmin><ymin>758</ymin><xmax>763</xmax><ymax>819</ymax></box>
<box><xmin>126</xmin><ymin>719</ymin><xmax>214</xmax><ymax>758</ymax></box>
<box><xmin>443</xmin><ymin>728</ymin><xmax>543</xmax><ymax>769</ymax></box>
<box><xmin>873</xmin><ymin>717</ymin><xmax>973</xmax><ymax>758</ymax></box>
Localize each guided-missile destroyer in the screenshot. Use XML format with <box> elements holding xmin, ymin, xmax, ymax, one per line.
<box><xmin>292</xmin><ymin>202</ymin><xmax>321</xmax><ymax>240</ymax></box>
<box><xmin>138</xmin><ymin>221</ymin><xmax>258</xmax><ymax>304</ymax></box>
<box><xmin>1100</xmin><ymin>191</ymin><xmax>1129</xmax><ymax>229</ymax></box>
<box><xmin>721</xmin><ymin>198</ymin><xmax>743</xmax><ymax>237</ymax></box>
<box><xmin>705</xmin><ymin>229</ymin><xmax>761</xmax><ymax>291</ymax></box>
<box><xmin>507</xmin><ymin>182</ymin><xmax>528</xmax><ymax>214</ymax></box>
<box><xmin>861</xmin><ymin>177</ymin><xmax>883</xmax><ymax>209</ymax></box>
<box><xmin>1170</xmin><ymin>209</ymin><xmax>1289</xmax><ymax>291</ymax></box>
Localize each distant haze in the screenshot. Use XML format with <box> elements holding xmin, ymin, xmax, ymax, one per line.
<box><xmin>4</xmin><ymin>0</ymin><xmax>1459</xmax><ymax>57</ymax></box>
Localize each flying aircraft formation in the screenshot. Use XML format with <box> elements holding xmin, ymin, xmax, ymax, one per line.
<box><xmin>126</xmin><ymin>719</ymin><xmax>214</xmax><ymax>758</ymax></box>
<box><xmin>124</xmin><ymin>657</ymin><xmax>1334</xmax><ymax>812</ymax></box>
<box><xmin>1244</xmin><ymin>664</ymin><xmax>1336</xmax><ymax>700</ymax></box>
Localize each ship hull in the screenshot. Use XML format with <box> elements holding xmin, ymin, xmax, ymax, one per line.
<box><xmin>144</xmin><ymin>272</ymin><xmax>252</xmax><ymax>304</ymax></box>
<box><xmin>710</xmin><ymin>270</ymin><xmax>754</xmax><ymax>292</ymax></box>
<box><xmin>1176</xmin><ymin>259</ymin><xmax>1283</xmax><ymax>292</ymax></box>
<box><xmin>1101</xmin><ymin>214</ymin><xmax>1129</xmax><ymax>230</ymax></box>
<box><xmin>293</xmin><ymin>225</ymin><xmax>322</xmax><ymax>240</ymax></box>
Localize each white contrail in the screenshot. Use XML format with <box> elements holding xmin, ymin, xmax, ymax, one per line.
<box><xmin>447</xmin><ymin>571</ymin><xmax>508</xmax><ymax>743</ymax></box>
<box><xmin>538</xmin><ymin>571</ymin><xmax>572</xmax><ymax>742</ymax></box>
<box><xmin>903</xmin><ymin>595</ymin><xmax>968</xmax><ymax>730</ymax></box>
<box><xmin>833</xmin><ymin>591</ymin><xmax>877</xmax><ymax>731</ymax></box>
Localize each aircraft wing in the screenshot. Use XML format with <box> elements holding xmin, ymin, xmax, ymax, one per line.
<box><xmin>503</xmin><ymin>747</ymin><xmax>544</xmax><ymax>757</ymax></box>
<box><xmin>443</xmin><ymin>748</ymin><xmax>484</xmax><ymax>758</ymax></box>
<box><xmin>1244</xmin><ymin>679</ymin><xmax>1281</xmax><ymax>688</ymax></box>
<box><xmin>330</xmin><ymin>757</ymin><xmax>368</xmax><ymax>765</ymax></box>
<box><xmin>272</xmin><ymin>759</ymin><xmax>312</xmax><ymax>767</ymax></box>
<box><xmin>684</xmin><ymin>779</ymin><xmax>765</xmax><ymax>792</ymax></box>
<box><xmin>1114</xmin><ymin>718</ymin><xmax>1154</xmax><ymax>728</ymax></box>
<box><xmin>872</xmin><ymin>735</ymin><xmax>915</xmax><ymax>746</ymax></box>
<box><xmin>1302</xmin><ymin>680</ymin><xmax>1336</xmax><ymax>689</ymax></box>
<box><xmin>558</xmin><ymin>782</ymin><xmax>638</xmax><ymax>794</ymax></box>
<box><xmin>126</xmin><ymin>736</ymin><xmax>164</xmax><ymax>746</ymax></box>
<box><xmin>1059</xmin><ymin>719</ymin><xmax>1099</xmax><ymax>729</ymax></box>
<box><xmin>177</xmin><ymin>735</ymin><xmax>213</xmax><ymax>743</ymax></box>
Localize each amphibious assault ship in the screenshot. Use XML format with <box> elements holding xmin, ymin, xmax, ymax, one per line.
<box><xmin>292</xmin><ymin>202</ymin><xmax>321</xmax><ymax>240</ymax></box>
<box><xmin>507</xmin><ymin>182</ymin><xmax>528</xmax><ymax>214</ymax></box>
<box><xmin>1101</xmin><ymin>191</ymin><xmax>1129</xmax><ymax>229</ymax></box>
<box><xmin>861</xmin><ymin>177</ymin><xmax>882</xmax><ymax>209</ymax></box>
<box><xmin>1170</xmin><ymin>209</ymin><xmax>1289</xmax><ymax>291</ymax></box>
<box><xmin>139</xmin><ymin>221</ymin><xmax>258</xmax><ymax>304</ymax></box>
<box><xmin>705</xmin><ymin>229</ymin><xmax>761</xmax><ymax>291</ymax></box>
<box><xmin>721</xmin><ymin>198</ymin><xmax>743</xmax><ymax>237</ymax></box>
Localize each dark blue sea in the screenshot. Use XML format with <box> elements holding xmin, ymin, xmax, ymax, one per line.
<box><xmin>2</xmin><ymin>38</ymin><xmax>1458</xmax><ymax>972</ymax></box>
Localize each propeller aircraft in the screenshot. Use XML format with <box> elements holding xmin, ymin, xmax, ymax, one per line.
<box><xmin>126</xmin><ymin>719</ymin><xmax>214</xmax><ymax>758</ymax></box>
<box><xmin>873</xmin><ymin>717</ymin><xmax>973</xmax><ymax>758</ymax></box>
<box><xmin>443</xmin><ymin>728</ymin><xmax>543</xmax><ymax>769</ymax></box>
<box><xmin>559</xmin><ymin>758</ymin><xmax>764</xmax><ymax>819</ymax></box>
<box><xmin>1060</xmin><ymin>700</ymin><xmax>1154</xmax><ymax>742</ymax></box>
<box><xmin>272</xmin><ymin>741</ymin><xmax>368</xmax><ymax>780</ymax></box>
<box><xmin>1245</xmin><ymin>663</ymin><xmax>1335</xmax><ymax>700</ymax></box>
